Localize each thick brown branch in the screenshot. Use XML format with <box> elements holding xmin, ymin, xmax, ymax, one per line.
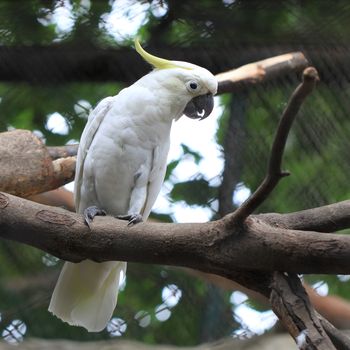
<box><xmin>28</xmin><ymin>188</ymin><xmax>350</xmax><ymax>235</ymax></box>
<box><xmin>225</xmin><ymin>67</ymin><xmax>319</xmax><ymax>225</ymax></box>
<box><xmin>0</xmin><ymin>130</ymin><xmax>75</xmax><ymax>197</ymax></box>
<box><xmin>270</xmin><ymin>272</ymin><xmax>335</xmax><ymax>349</ymax></box>
<box><xmin>2</xmin><ymin>192</ymin><xmax>350</xmax><ymax>277</ymax></box>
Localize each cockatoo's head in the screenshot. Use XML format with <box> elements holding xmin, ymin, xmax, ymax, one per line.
<box><xmin>135</xmin><ymin>39</ymin><xmax>217</xmax><ymax>120</ymax></box>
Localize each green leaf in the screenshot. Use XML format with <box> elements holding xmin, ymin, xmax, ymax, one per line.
<box><xmin>165</xmin><ymin>159</ymin><xmax>180</xmax><ymax>180</ymax></box>
<box><xmin>181</xmin><ymin>144</ymin><xmax>202</xmax><ymax>164</ymax></box>
<box><xmin>170</xmin><ymin>178</ymin><xmax>217</xmax><ymax>206</ymax></box>
<box><xmin>150</xmin><ymin>212</ymin><xmax>173</xmax><ymax>223</ymax></box>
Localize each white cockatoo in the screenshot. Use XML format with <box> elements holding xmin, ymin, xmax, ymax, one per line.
<box><xmin>48</xmin><ymin>39</ymin><xmax>218</xmax><ymax>332</ymax></box>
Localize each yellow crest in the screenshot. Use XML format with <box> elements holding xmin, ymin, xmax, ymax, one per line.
<box><xmin>134</xmin><ymin>38</ymin><xmax>193</xmax><ymax>70</ymax></box>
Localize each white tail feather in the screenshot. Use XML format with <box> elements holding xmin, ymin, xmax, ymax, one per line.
<box><xmin>49</xmin><ymin>260</ymin><xmax>127</xmax><ymax>332</ymax></box>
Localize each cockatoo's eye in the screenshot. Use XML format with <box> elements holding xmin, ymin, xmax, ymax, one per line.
<box><xmin>187</xmin><ymin>81</ymin><xmax>199</xmax><ymax>92</ymax></box>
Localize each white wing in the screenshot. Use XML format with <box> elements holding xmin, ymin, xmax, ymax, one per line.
<box><xmin>74</xmin><ymin>97</ymin><xmax>114</xmax><ymax>212</ymax></box>
<box><xmin>50</xmin><ymin>96</ymin><xmax>126</xmax><ymax>333</ymax></box>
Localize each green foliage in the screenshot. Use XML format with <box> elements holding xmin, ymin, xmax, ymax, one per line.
<box><xmin>170</xmin><ymin>177</ymin><xmax>217</xmax><ymax>206</ymax></box>
<box><xmin>216</xmin><ymin>94</ymin><xmax>232</xmax><ymax>147</ymax></box>
<box><xmin>0</xmin><ymin>82</ymin><xmax>122</xmax><ymax>145</ymax></box>
<box><xmin>164</xmin><ymin>159</ymin><xmax>180</xmax><ymax>181</ymax></box>
<box><xmin>165</xmin><ymin>144</ymin><xmax>202</xmax><ymax>181</ymax></box>
<box><xmin>180</xmin><ymin>144</ymin><xmax>202</xmax><ymax>164</ymax></box>
<box><xmin>240</xmin><ymin>82</ymin><xmax>350</xmax><ymax>213</ymax></box>
<box><xmin>149</xmin><ymin>212</ymin><xmax>173</xmax><ymax>223</ymax></box>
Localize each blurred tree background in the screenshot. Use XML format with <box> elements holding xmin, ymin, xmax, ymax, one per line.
<box><xmin>1</xmin><ymin>0</ymin><xmax>350</xmax><ymax>347</ymax></box>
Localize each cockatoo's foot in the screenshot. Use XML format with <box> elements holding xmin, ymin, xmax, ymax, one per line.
<box><xmin>84</xmin><ymin>206</ymin><xmax>107</xmax><ymax>228</ymax></box>
<box><xmin>116</xmin><ymin>213</ymin><xmax>143</xmax><ymax>226</ymax></box>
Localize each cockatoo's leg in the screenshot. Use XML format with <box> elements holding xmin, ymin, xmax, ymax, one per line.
<box><xmin>84</xmin><ymin>206</ymin><xmax>107</xmax><ymax>228</ymax></box>
<box><xmin>84</xmin><ymin>206</ymin><xmax>142</xmax><ymax>227</ymax></box>
<box><xmin>115</xmin><ymin>213</ymin><xmax>143</xmax><ymax>226</ymax></box>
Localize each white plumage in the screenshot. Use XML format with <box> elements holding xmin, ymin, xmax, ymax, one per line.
<box><xmin>49</xmin><ymin>41</ymin><xmax>217</xmax><ymax>332</ymax></box>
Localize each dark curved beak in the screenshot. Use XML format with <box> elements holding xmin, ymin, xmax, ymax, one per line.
<box><xmin>183</xmin><ymin>93</ymin><xmax>214</xmax><ymax>120</ymax></box>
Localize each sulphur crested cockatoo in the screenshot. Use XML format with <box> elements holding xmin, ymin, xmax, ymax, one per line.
<box><xmin>49</xmin><ymin>39</ymin><xmax>218</xmax><ymax>332</ymax></box>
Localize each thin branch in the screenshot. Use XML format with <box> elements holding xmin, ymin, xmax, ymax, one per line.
<box><xmin>217</xmin><ymin>54</ymin><xmax>308</xmax><ymax>217</ymax></box>
<box><xmin>47</xmin><ymin>144</ymin><xmax>79</xmax><ymax>160</ymax></box>
<box><xmin>270</xmin><ymin>272</ymin><xmax>335</xmax><ymax>350</ymax></box>
<box><xmin>51</xmin><ymin>156</ymin><xmax>76</xmax><ymax>187</ymax></box>
<box><xmin>28</xmin><ymin>188</ymin><xmax>75</xmax><ymax>212</ymax></box>
<box><xmin>225</xmin><ymin>67</ymin><xmax>319</xmax><ymax>226</ymax></box>
<box><xmin>318</xmin><ymin>313</ymin><xmax>350</xmax><ymax>350</ymax></box>
<box><xmin>217</xmin><ymin>52</ymin><xmax>308</xmax><ymax>94</ymax></box>
<box><xmin>256</xmin><ymin>200</ymin><xmax>350</xmax><ymax>233</ymax></box>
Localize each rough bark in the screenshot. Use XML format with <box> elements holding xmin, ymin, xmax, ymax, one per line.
<box><xmin>270</xmin><ymin>272</ymin><xmax>335</xmax><ymax>349</ymax></box>
<box><xmin>1</xmin><ymin>192</ymin><xmax>350</xmax><ymax>278</ymax></box>
<box><xmin>27</xmin><ymin>188</ymin><xmax>350</xmax><ymax>334</ymax></box>
<box><xmin>0</xmin><ymin>130</ymin><xmax>75</xmax><ymax>197</ymax></box>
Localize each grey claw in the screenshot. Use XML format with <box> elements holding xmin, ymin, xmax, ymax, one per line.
<box><xmin>116</xmin><ymin>213</ymin><xmax>143</xmax><ymax>226</ymax></box>
<box><xmin>127</xmin><ymin>214</ymin><xmax>143</xmax><ymax>226</ymax></box>
<box><xmin>84</xmin><ymin>206</ymin><xmax>106</xmax><ymax>228</ymax></box>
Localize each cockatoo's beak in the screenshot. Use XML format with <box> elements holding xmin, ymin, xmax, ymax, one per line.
<box><xmin>183</xmin><ymin>93</ymin><xmax>214</xmax><ymax>120</ymax></box>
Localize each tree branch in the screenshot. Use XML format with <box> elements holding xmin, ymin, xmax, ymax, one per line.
<box><xmin>28</xmin><ymin>188</ymin><xmax>75</xmax><ymax>212</ymax></box>
<box><xmin>270</xmin><ymin>272</ymin><xmax>335</xmax><ymax>349</ymax></box>
<box><xmin>0</xmin><ymin>130</ymin><xmax>76</xmax><ymax>197</ymax></box>
<box><xmin>318</xmin><ymin>313</ymin><xmax>350</xmax><ymax>350</ymax></box>
<box><xmin>216</xmin><ymin>52</ymin><xmax>308</xmax><ymax>94</ymax></box>
<box><xmin>2</xmin><ymin>192</ymin><xmax>350</xmax><ymax>278</ymax></box>
<box><xmin>256</xmin><ymin>200</ymin><xmax>350</xmax><ymax>233</ymax></box>
<box><xmin>47</xmin><ymin>144</ymin><xmax>79</xmax><ymax>160</ymax></box>
<box><xmin>225</xmin><ymin>67</ymin><xmax>319</xmax><ymax>226</ymax></box>
<box><xmin>217</xmin><ymin>54</ymin><xmax>306</xmax><ymax>216</ymax></box>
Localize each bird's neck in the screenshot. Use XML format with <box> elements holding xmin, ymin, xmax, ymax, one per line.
<box><xmin>135</xmin><ymin>73</ymin><xmax>190</xmax><ymax>123</ymax></box>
